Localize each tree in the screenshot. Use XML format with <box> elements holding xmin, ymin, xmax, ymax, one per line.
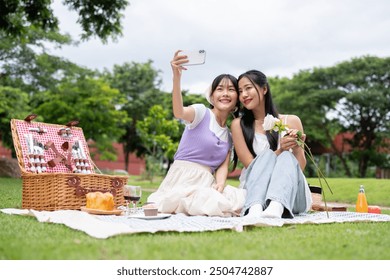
<box><xmin>0</xmin><ymin>0</ymin><xmax>129</xmax><ymax>42</ymax></box>
<box><xmin>33</xmin><ymin>76</ymin><xmax>128</xmax><ymax>160</ymax></box>
<box><xmin>272</xmin><ymin>72</ymin><xmax>346</xmax><ymax>177</ymax></box>
<box><xmin>0</xmin><ymin>26</ymin><xmax>93</xmax><ymax>96</ymax></box>
<box><xmin>0</xmin><ymin>27</ymin><xmax>103</xmax><ymax>156</ymax></box>
<box><xmin>136</xmin><ymin>105</ymin><xmax>180</xmax><ymax>182</ymax></box>
<box><xmin>0</xmin><ymin>86</ymin><xmax>31</xmax><ymax>151</ymax></box>
<box><xmin>276</xmin><ymin>55</ymin><xmax>390</xmax><ymax>178</ymax></box>
<box><xmin>329</xmin><ymin>56</ymin><xmax>390</xmax><ymax>177</ymax></box>
<box><xmin>102</xmin><ymin>61</ymin><xmax>165</xmax><ymax>170</ymax></box>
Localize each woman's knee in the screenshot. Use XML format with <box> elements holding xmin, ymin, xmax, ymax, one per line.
<box><xmin>277</xmin><ymin>151</ymin><xmax>298</xmax><ymax>165</ymax></box>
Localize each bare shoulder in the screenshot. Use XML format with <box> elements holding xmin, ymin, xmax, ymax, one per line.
<box><xmin>280</xmin><ymin>114</ymin><xmax>303</xmax><ymax>129</ymax></box>
<box><xmin>287</xmin><ymin>114</ymin><xmax>302</xmax><ymax>123</ymax></box>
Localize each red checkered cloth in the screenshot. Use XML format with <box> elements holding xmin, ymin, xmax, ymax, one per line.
<box><xmin>14</xmin><ymin>120</ymin><xmax>94</xmax><ymax>174</ymax></box>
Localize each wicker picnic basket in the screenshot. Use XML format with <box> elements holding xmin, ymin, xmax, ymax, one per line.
<box><xmin>10</xmin><ymin>116</ymin><xmax>127</xmax><ymax>211</ymax></box>
<box><xmin>309</xmin><ymin>184</ymin><xmax>347</xmax><ymax>212</ymax></box>
<box><xmin>309</xmin><ymin>185</ymin><xmax>323</xmax><ymax>209</ymax></box>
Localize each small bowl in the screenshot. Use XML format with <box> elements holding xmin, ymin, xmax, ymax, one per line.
<box><xmin>143</xmin><ymin>208</ymin><xmax>158</xmax><ymax>216</ymax></box>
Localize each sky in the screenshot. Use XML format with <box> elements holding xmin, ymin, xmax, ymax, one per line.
<box><xmin>52</xmin><ymin>0</ymin><xmax>390</xmax><ymax>94</ymax></box>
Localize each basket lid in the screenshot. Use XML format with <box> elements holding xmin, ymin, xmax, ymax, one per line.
<box><xmin>10</xmin><ymin>118</ymin><xmax>94</xmax><ymax>174</ymax></box>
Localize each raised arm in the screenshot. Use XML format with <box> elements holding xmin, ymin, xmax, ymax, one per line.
<box><xmin>170</xmin><ymin>50</ymin><xmax>196</xmax><ymax>123</ymax></box>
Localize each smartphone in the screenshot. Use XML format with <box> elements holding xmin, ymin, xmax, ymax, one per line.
<box><xmin>180</xmin><ymin>50</ymin><xmax>206</xmax><ymax>66</ymax></box>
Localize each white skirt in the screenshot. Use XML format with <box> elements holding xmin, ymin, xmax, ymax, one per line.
<box><xmin>147</xmin><ymin>160</ymin><xmax>246</xmax><ymax>217</ymax></box>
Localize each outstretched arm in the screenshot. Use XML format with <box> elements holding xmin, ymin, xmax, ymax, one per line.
<box><xmin>170</xmin><ymin>50</ymin><xmax>196</xmax><ymax>123</ymax></box>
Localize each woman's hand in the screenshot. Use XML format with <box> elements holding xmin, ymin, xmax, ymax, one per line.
<box><xmin>281</xmin><ymin>129</ymin><xmax>305</xmax><ymax>151</ymax></box>
<box><xmin>213</xmin><ymin>182</ymin><xmax>225</xmax><ymax>193</ymax></box>
<box><xmin>287</xmin><ymin>128</ymin><xmax>306</xmax><ymax>142</ymax></box>
<box><xmin>170</xmin><ymin>50</ymin><xmax>189</xmax><ymax>77</ymax></box>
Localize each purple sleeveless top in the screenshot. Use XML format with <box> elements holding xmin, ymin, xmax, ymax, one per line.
<box><xmin>174</xmin><ymin>110</ymin><xmax>230</xmax><ymax>173</ymax></box>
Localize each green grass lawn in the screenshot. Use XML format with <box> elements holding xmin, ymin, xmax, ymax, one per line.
<box><xmin>0</xmin><ymin>176</ymin><xmax>389</xmax><ymax>260</ymax></box>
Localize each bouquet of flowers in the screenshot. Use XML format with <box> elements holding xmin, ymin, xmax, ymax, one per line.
<box><xmin>263</xmin><ymin>114</ymin><xmax>333</xmax><ymax>214</ymax></box>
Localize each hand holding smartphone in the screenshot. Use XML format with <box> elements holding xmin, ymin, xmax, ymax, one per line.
<box><xmin>180</xmin><ymin>50</ymin><xmax>206</xmax><ymax>66</ymax></box>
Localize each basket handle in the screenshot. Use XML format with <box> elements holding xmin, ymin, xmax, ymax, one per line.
<box><xmin>67</xmin><ymin>176</ymin><xmax>124</xmax><ymax>197</ymax></box>
<box><xmin>45</xmin><ymin>141</ymin><xmax>66</xmax><ymax>167</ymax></box>
<box><xmin>24</xmin><ymin>114</ymin><xmax>38</xmax><ymax>122</ymax></box>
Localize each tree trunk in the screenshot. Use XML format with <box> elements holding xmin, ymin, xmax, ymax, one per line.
<box><xmin>359</xmin><ymin>156</ymin><xmax>369</xmax><ymax>178</ymax></box>
<box><xmin>124</xmin><ymin>147</ymin><xmax>130</xmax><ymax>172</ymax></box>
<box><xmin>325</xmin><ymin>129</ymin><xmax>352</xmax><ymax>177</ymax></box>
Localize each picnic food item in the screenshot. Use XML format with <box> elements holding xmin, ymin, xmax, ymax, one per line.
<box><xmin>309</xmin><ymin>185</ymin><xmax>322</xmax><ymax>210</ymax></box>
<box><xmin>356</xmin><ymin>185</ymin><xmax>368</xmax><ymax>213</ymax></box>
<box><xmin>143</xmin><ymin>203</ymin><xmax>158</xmax><ymax>216</ymax></box>
<box><xmin>368</xmin><ymin>205</ymin><xmax>381</xmax><ymax>214</ymax></box>
<box><xmin>86</xmin><ymin>192</ymin><xmax>115</xmax><ymax>211</ymax></box>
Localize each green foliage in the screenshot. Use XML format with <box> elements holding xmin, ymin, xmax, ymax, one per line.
<box><xmin>275</xmin><ymin>55</ymin><xmax>390</xmax><ymax>178</ymax></box>
<box><xmin>0</xmin><ymin>0</ymin><xmax>58</xmax><ymax>37</ymax></box>
<box><xmin>136</xmin><ymin>105</ymin><xmax>180</xmax><ymax>181</ymax></box>
<box><xmin>33</xmin><ymin>77</ymin><xmax>128</xmax><ymax>160</ymax></box>
<box><xmin>64</xmin><ymin>0</ymin><xmax>128</xmax><ymax>42</ymax></box>
<box><xmin>0</xmin><ymin>25</ymin><xmax>72</xmax><ymax>57</ymax></box>
<box><xmin>182</xmin><ymin>90</ymin><xmax>209</xmax><ymax>107</ymax></box>
<box><xmin>328</xmin><ymin>56</ymin><xmax>390</xmax><ymax>177</ymax></box>
<box><xmin>0</xmin><ymin>86</ymin><xmax>31</xmax><ymax>149</ymax></box>
<box><xmin>0</xmin><ymin>26</ymin><xmax>83</xmax><ymax>95</ymax></box>
<box><xmin>102</xmin><ymin>61</ymin><xmax>165</xmax><ymax>168</ymax></box>
<box><xmin>273</xmin><ymin>70</ymin><xmax>344</xmax><ymax>146</ymax></box>
<box><xmin>136</xmin><ymin>105</ymin><xmax>180</xmax><ymax>156</ymax></box>
<box><xmin>0</xmin><ymin>0</ymin><xmax>129</xmax><ymax>42</ymax></box>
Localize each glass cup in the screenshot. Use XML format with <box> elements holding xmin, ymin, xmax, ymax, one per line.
<box><xmin>123</xmin><ymin>185</ymin><xmax>142</xmax><ymax>215</ymax></box>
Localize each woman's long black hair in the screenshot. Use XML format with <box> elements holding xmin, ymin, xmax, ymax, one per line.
<box><xmin>232</xmin><ymin>70</ymin><xmax>279</xmax><ymax>170</ymax></box>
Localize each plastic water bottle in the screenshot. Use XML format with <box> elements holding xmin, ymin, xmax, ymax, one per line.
<box><xmin>356</xmin><ymin>185</ymin><xmax>368</xmax><ymax>213</ymax></box>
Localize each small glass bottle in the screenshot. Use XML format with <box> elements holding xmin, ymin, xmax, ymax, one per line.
<box><xmin>356</xmin><ymin>185</ymin><xmax>368</xmax><ymax>213</ymax></box>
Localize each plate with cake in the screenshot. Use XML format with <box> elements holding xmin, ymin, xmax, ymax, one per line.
<box><xmin>126</xmin><ymin>203</ymin><xmax>171</xmax><ymax>220</ymax></box>
<box><xmin>128</xmin><ymin>213</ymin><xmax>171</xmax><ymax>220</ymax></box>
<box><xmin>81</xmin><ymin>191</ymin><xmax>123</xmax><ymax>215</ymax></box>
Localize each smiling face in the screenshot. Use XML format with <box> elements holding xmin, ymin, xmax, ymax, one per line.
<box><xmin>238</xmin><ymin>76</ymin><xmax>267</xmax><ymax>111</ymax></box>
<box><xmin>209</xmin><ymin>77</ymin><xmax>238</xmax><ymax>112</ymax></box>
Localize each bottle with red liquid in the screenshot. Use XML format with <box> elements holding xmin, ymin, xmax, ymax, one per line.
<box><xmin>356</xmin><ymin>185</ymin><xmax>368</xmax><ymax>213</ymax></box>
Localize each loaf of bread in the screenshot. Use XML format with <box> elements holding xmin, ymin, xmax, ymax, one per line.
<box><xmin>86</xmin><ymin>192</ymin><xmax>114</xmax><ymax>211</ymax></box>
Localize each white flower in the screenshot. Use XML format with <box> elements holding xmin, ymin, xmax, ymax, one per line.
<box><xmin>263</xmin><ymin>114</ymin><xmax>280</xmax><ymax>131</ymax></box>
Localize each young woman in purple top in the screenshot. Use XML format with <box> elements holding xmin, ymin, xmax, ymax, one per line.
<box><xmin>147</xmin><ymin>50</ymin><xmax>245</xmax><ymax>216</ymax></box>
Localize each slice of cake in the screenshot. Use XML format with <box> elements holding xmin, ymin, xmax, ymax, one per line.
<box><xmin>143</xmin><ymin>203</ymin><xmax>158</xmax><ymax>216</ymax></box>
<box><xmin>86</xmin><ymin>191</ymin><xmax>114</xmax><ymax>211</ymax></box>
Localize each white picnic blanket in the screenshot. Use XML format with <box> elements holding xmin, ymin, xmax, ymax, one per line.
<box><xmin>1</xmin><ymin>208</ymin><xmax>390</xmax><ymax>239</ymax></box>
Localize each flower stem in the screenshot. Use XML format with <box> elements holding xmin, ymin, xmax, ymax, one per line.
<box><xmin>298</xmin><ymin>139</ymin><xmax>333</xmax><ymax>218</ymax></box>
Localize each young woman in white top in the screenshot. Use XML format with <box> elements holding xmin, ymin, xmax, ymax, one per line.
<box><xmin>231</xmin><ymin>70</ymin><xmax>312</xmax><ymax>218</ymax></box>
